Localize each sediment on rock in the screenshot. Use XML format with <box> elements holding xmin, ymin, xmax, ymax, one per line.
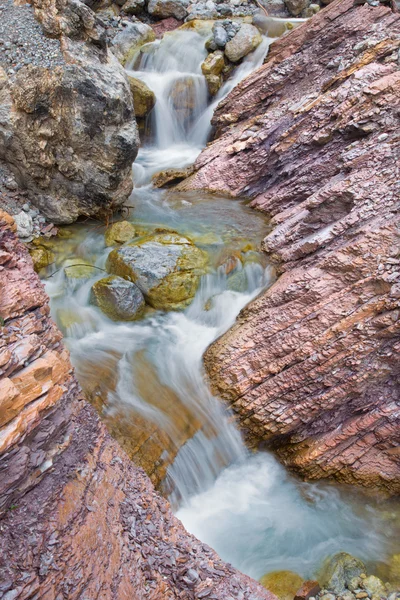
<box><xmin>0</xmin><ymin>211</ymin><xmax>275</xmax><ymax>599</ymax></box>
<box><xmin>180</xmin><ymin>0</ymin><xmax>400</xmax><ymax>493</ymax></box>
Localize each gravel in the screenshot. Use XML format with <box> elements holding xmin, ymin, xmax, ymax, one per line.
<box><xmin>0</xmin><ymin>0</ymin><xmax>64</xmax><ymax>77</ymax></box>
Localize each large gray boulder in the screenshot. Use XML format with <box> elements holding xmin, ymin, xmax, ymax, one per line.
<box><xmin>147</xmin><ymin>0</ymin><xmax>189</xmax><ymax>20</ymax></box>
<box><xmin>107</xmin><ymin>232</ymin><xmax>208</xmax><ymax>310</ymax></box>
<box><xmin>224</xmin><ymin>23</ymin><xmax>262</xmax><ymax>62</ymax></box>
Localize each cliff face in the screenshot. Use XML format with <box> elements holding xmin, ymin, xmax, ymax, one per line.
<box><xmin>180</xmin><ymin>0</ymin><xmax>400</xmax><ymax>493</ymax></box>
<box><xmin>0</xmin><ymin>0</ymin><xmax>139</xmax><ymax>224</ymax></box>
<box><xmin>0</xmin><ymin>211</ymin><xmax>275</xmax><ymax>599</ymax></box>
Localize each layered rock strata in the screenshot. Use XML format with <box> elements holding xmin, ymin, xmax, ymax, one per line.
<box><xmin>0</xmin><ymin>0</ymin><xmax>139</xmax><ymax>224</ymax></box>
<box><xmin>180</xmin><ymin>0</ymin><xmax>400</xmax><ymax>493</ymax></box>
<box><xmin>0</xmin><ymin>212</ymin><xmax>275</xmax><ymax>598</ymax></box>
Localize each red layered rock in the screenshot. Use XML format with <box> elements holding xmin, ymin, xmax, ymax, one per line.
<box><xmin>0</xmin><ymin>211</ymin><xmax>275</xmax><ymax>599</ymax></box>
<box><xmin>180</xmin><ymin>0</ymin><xmax>400</xmax><ymax>493</ymax></box>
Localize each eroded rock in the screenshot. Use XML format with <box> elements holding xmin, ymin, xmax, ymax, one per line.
<box><xmin>127</xmin><ymin>75</ymin><xmax>156</xmax><ymax>118</ymax></box>
<box><xmin>148</xmin><ymin>0</ymin><xmax>190</xmax><ymax>20</ymax></box>
<box><xmin>91</xmin><ymin>275</ymin><xmax>145</xmax><ymax>320</ymax></box>
<box><xmin>105</xmin><ymin>220</ymin><xmax>136</xmax><ymax>246</ymax></box>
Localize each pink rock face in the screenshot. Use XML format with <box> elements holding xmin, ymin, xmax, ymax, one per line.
<box><xmin>0</xmin><ymin>211</ymin><xmax>276</xmax><ymax>599</ymax></box>
<box><xmin>181</xmin><ymin>0</ymin><xmax>400</xmax><ymax>493</ymax></box>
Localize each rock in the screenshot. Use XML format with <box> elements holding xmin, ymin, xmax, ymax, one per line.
<box><xmin>127</xmin><ymin>76</ymin><xmax>156</xmax><ymax>118</ymax></box>
<box><xmin>148</xmin><ymin>0</ymin><xmax>190</xmax><ymax>20</ymax></box>
<box><xmin>111</xmin><ymin>20</ymin><xmax>155</xmax><ymax>65</ymax></box>
<box><xmin>362</xmin><ymin>575</ymin><xmax>386</xmax><ymax>597</ymax></box>
<box><xmin>91</xmin><ymin>275</ymin><xmax>145</xmax><ymax>321</ymax></box>
<box><xmin>104</xmin><ymin>221</ymin><xmax>136</xmax><ymax>246</ymax></box>
<box><xmin>106</xmin><ymin>232</ymin><xmax>208</xmax><ymax>310</ymax></box>
<box><xmin>294</xmin><ymin>581</ymin><xmax>321</xmax><ymax>600</ymax></box>
<box><xmin>29</xmin><ymin>245</ymin><xmax>55</xmax><ymax>272</ymax></box>
<box><xmin>224</xmin><ymin>24</ymin><xmax>262</xmax><ymax>62</ymax></box>
<box><xmin>341</xmin><ymin>592</ymin><xmax>356</xmax><ymax>600</ymax></box>
<box><xmin>284</xmin><ymin>0</ymin><xmax>310</xmax><ymax>15</ymax></box>
<box><xmin>13</xmin><ymin>211</ymin><xmax>33</xmax><ymax>239</ymax></box>
<box><xmin>152</xmin><ymin>165</ymin><xmax>195</xmax><ymax>188</ymax></box>
<box><xmin>201</xmin><ymin>50</ymin><xmax>225</xmax><ymax>94</ymax></box>
<box><xmin>213</xmin><ymin>23</ymin><xmax>229</xmax><ymax>47</ymax></box>
<box><xmin>121</xmin><ymin>0</ymin><xmax>145</xmax><ymax>14</ymax></box>
<box><xmin>387</xmin><ymin>554</ymin><xmax>400</xmax><ymax>587</ymax></box>
<box><xmin>185</xmin><ymin>0</ymin><xmax>400</xmax><ymax>495</ymax></box>
<box><xmin>319</xmin><ymin>595</ymin><xmax>336</xmax><ymax>600</ymax></box>
<box><xmin>319</xmin><ymin>553</ymin><xmax>366</xmax><ymax>595</ymax></box>
<box><xmin>170</xmin><ymin>77</ymin><xmax>197</xmax><ymax>120</ymax></box>
<box><xmin>260</xmin><ymin>571</ymin><xmax>304</xmax><ymax>600</ymax></box>
<box><xmin>348</xmin><ymin>577</ymin><xmax>363</xmax><ymax>592</ymax></box>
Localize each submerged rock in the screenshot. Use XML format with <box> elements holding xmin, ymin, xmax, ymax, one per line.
<box><xmin>127</xmin><ymin>76</ymin><xmax>156</xmax><ymax>118</ymax></box>
<box><xmin>260</xmin><ymin>571</ymin><xmax>303</xmax><ymax>600</ymax></box>
<box><xmin>148</xmin><ymin>0</ymin><xmax>190</xmax><ymax>20</ymax></box>
<box><xmin>29</xmin><ymin>245</ymin><xmax>55</xmax><ymax>272</ymax></box>
<box><xmin>106</xmin><ymin>232</ymin><xmax>208</xmax><ymax>310</ymax></box>
<box><xmin>91</xmin><ymin>275</ymin><xmax>145</xmax><ymax>321</ymax></box>
<box><xmin>224</xmin><ymin>23</ymin><xmax>262</xmax><ymax>62</ymax></box>
<box><xmin>105</xmin><ymin>221</ymin><xmax>136</xmax><ymax>247</ymax></box>
<box><xmin>319</xmin><ymin>553</ymin><xmax>366</xmax><ymax>595</ymax></box>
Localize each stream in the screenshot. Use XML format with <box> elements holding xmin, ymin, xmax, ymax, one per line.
<box><xmin>44</xmin><ymin>23</ymin><xmax>400</xmax><ymax>585</ymax></box>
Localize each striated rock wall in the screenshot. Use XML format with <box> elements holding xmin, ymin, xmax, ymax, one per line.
<box><xmin>0</xmin><ymin>210</ymin><xmax>274</xmax><ymax>599</ymax></box>
<box><xmin>0</xmin><ymin>0</ymin><xmax>139</xmax><ymax>224</ymax></box>
<box><xmin>181</xmin><ymin>0</ymin><xmax>400</xmax><ymax>493</ymax></box>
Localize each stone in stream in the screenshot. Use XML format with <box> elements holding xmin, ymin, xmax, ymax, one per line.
<box><xmin>259</xmin><ymin>570</ymin><xmax>304</xmax><ymax>600</ymax></box>
<box><xmin>91</xmin><ymin>275</ymin><xmax>145</xmax><ymax>321</ymax></box>
<box><xmin>105</xmin><ymin>221</ymin><xmax>137</xmax><ymax>247</ymax></box>
<box><xmin>29</xmin><ymin>245</ymin><xmax>55</xmax><ymax>272</ymax></box>
<box><xmin>121</xmin><ymin>0</ymin><xmax>145</xmax><ymax>14</ymax></box>
<box><xmin>148</xmin><ymin>0</ymin><xmax>190</xmax><ymax>20</ymax></box>
<box><xmin>284</xmin><ymin>0</ymin><xmax>310</xmax><ymax>16</ymax></box>
<box><xmin>318</xmin><ymin>553</ymin><xmax>366</xmax><ymax>595</ymax></box>
<box><xmin>201</xmin><ymin>50</ymin><xmax>225</xmax><ymax>95</ymax></box>
<box><xmin>127</xmin><ymin>76</ymin><xmax>156</xmax><ymax>118</ymax></box>
<box><xmin>224</xmin><ymin>23</ymin><xmax>262</xmax><ymax>62</ymax></box>
<box><xmin>111</xmin><ymin>20</ymin><xmax>155</xmax><ymax>65</ymax></box>
<box><xmin>106</xmin><ymin>232</ymin><xmax>208</xmax><ymax>310</ymax></box>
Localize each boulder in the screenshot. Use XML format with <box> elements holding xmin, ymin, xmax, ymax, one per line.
<box><xmin>104</xmin><ymin>221</ymin><xmax>136</xmax><ymax>246</ymax></box>
<box><xmin>121</xmin><ymin>0</ymin><xmax>145</xmax><ymax>13</ymax></box>
<box><xmin>106</xmin><ymin>232</ymin><xmax>208</xmax><ymax>310</ymax></box>
<box><xmin>202</xmin><ymin>50</ymin><xmax>225</xmax><ymax>95</ymax></box>
<box><xmin>260</xmin><ymin>571</ymin><xmax>304</xmax><ymax>600</ymax></box>
<box><xmin>91</xmin><ymin>275</ymin><xmax>145</xmax><ymax>320</ymax></box>
<box><xmin>284</xmin><ymin>0</ymin><xmax>310</xmax><ymax>15</ymax></box>
<box><xmin>224</xmin><ymin>24</ymin><xmax>262</xmax><ymax>63</ymax></box>
<box><xmin>29</xmin><ymin>245</ymin><xmax>55</xmax><ymax>272</ymax></box>
<box><xmin>147</xmin><ymin>0</ymin><xmax>190</xmax><ymax>20</ymax></box>
<box><xmin>111</xmin><ymin>21</ymin><xmax>156</xmax><ymax>65</ymax></box>
<box><xmin>127</xmin><ymin>76</ymin><xmax>156</xmax><ymax>118</ymax></box>
<box><xmin>319</xmin><ymin>553</ymin><xmax>366</xmax><ymax>595</ymax></box>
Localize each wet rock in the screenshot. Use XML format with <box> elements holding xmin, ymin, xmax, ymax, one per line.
<box><xmin>284</xmin><ymin>0</ymin><xmax>310</xmax><ymax>15</ymax></box>
<box><xmin>104</xmin><ymin>221</ymin><xmax>136</xmax><ymax>246</ymax></box>
<box><xmin>121</xmin><ymin>0</ymin><xmax>145</xmax><ymax>14</ymax></box>
<box><xmin>152</xmin><ymin>165</ymin><xmax>195</xmax><ymax>188</ymax></box>
<box><xmin>64</xmin><ymin>259</ymin><xmax>96</xmax><ymax>280</ymax></box>
<box><xmin>224</xmin><ymin>24</ymin><xmax>262</xmax><ymax>62</ymax></box>
<box><xmin>91</xmin><ymin>275</ymin><xmax>145</xmax><ymax>321</ymax></box>
<box><xmin>319</xmin><ymin>553</ymin><xmax>366</xmax><ymax>595</ymax></box>
<box><xmin>111</xmin><ymin>20</ymin><xmax>155</xmax><ymax>65</ymax></box>
<box><xmin>201</xmin><ymin>50</ymin><xmax>225</xmax><ymax>95</ymax></box>
<box><xmin>148</xmin><ymin>0</ymin><xmax>190</xmax><ymax>20</ymax></box>
<box><xmin>294</xmin><ymin>581</ymin><xmax>321</xmax><ymax>600</ymax></box>
<box><xmin>362</xmin><ymin>575</ymin><xmax>386</xmax><ymax>597</ymax></box>
<box><xmin>107</xmin><ymin>232</ymin><xmax>208</xmax><ymax>310</ymax></box>
<box><xmin>29</xmin><ymin>245</ymin><xmax>55</xmax><ymax>272</ymax></box>
<box><xmin>260</xmin><ymin>571</ymin><xmax>304</xmax><ymax>600</ymax></box>
<box><xmin>127</xmin><ymin>76</ymin><xmax>156</xmax><ymax>118</ymax></box>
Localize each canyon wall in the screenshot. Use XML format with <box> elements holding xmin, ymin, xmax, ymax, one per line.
<box><xmin>180</xmin><ymin>0</ymin><xmax>400</xmax><ymax>493</ymax></box>
<box><xmin>0</xmin><ymin>211</ymin><xmax>275</xmax><ymax>599</ymax></box>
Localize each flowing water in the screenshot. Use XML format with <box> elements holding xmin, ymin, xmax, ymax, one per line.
<box><xmin>44</xmin><ymin>23</ymin><xmax>400</xmax><ymax>585</ymax></box>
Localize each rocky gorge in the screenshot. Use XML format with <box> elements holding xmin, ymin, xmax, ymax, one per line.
<box><xmin>0</xmin><ymin>0</ymin><xmax>400</xmax><ymax>598</ymax></box>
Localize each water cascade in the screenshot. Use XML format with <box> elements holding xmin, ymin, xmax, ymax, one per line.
<box><xmin>45</xmin><ymin>23</ymin><xmax>399</xmax><ymax>584</ymax></box>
